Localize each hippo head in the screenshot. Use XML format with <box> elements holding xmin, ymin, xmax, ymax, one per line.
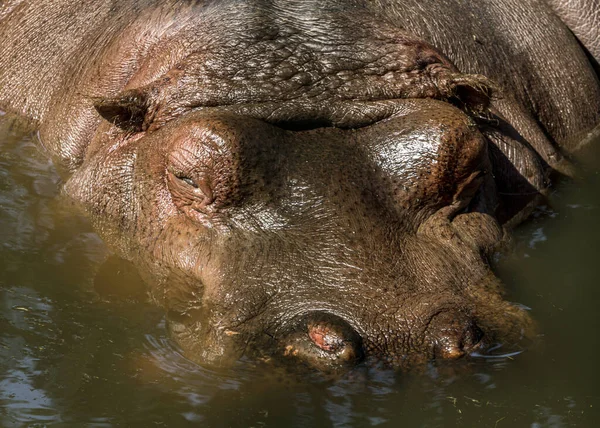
<box><xmin>63</xmin><ymin>4</ymin><xmax>538</xmax><ymax>372</ymax></box>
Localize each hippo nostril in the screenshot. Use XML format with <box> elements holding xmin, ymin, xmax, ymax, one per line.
<box><xmin>283</xmin><ymin>312</ymin><xmax>364</xmax><ymax>370</ymax></box>
<box><xmin>462</xmin><ymin>320</ymin><xmax>484</xmax><ymax>350</ymax></box>
<box><xmin>308</xmin><ymin>322</ymin><xmax>346</xmax><ymax>352</ymax></box>
<box><xmin>307</xmin><ymin>319</ymin><xmax>362</xmax><ymax>363</ymax></box>
<box><xmin>432</xmin><ymin>312</ymin><xmax>484</xmax><ymax>360</ymax></box>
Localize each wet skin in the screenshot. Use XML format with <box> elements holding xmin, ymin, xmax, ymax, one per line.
<box><xmin>0</xmin><ymin>0</ymin><xmax>599</xmax><ymax>371</ymax></box>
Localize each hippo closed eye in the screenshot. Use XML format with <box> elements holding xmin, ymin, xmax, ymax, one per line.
<box><xmin>0</xmin><ymin>0</ymin><xmax>598</xmax><ymax>372</ymax></box>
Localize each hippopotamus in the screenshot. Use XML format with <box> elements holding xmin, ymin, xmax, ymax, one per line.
<box><xmin>0</xmin><ymin>0</ymin><xmax>598</xmax><ymax>372</ymax></box>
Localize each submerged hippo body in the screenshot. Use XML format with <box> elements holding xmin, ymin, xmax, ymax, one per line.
<box><xmin>1</xmin><ymin>0</ymin><xmax>599</xmax><ymax>371</ymax></box>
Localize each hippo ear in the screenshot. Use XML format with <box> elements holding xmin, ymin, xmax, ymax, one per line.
<box><xmin>443</xmin><ymin>73</ymin><xmax>499</xmax><ymax>114</ymax></box>
<box><xmin>92</xmin><ymin>89</ymin><xmax>152</xmax><ymax>132</ymax></box>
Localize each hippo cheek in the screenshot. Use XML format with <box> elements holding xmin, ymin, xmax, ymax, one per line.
<box><xmin>62</xmin><ymin>131</ymin><xmax>145</xmax><ymax>255</ymax></box>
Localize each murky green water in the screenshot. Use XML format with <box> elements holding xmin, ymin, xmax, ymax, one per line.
<box><xmin>1</xmin><ymin>114</ymin><xmax>599</xmax><ymax>427</ymax></box>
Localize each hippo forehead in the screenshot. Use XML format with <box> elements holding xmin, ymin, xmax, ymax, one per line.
<box><xmin>189</xmin><ymin>14</ymin><xmax>433</xmax><ymax>100</ymax></box>
<box><xmin>123</xmin><ymin>0</ymin><xmax>481</xmax><ymax>122</ymax></box>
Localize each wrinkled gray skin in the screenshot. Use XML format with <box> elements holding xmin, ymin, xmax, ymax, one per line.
<box><xmin>1</xmin><ymin>0</ymin><xmax>599</xmax><ymax>372</ymax></box>
<box><xmin>546</xmin><ymin>0</ymin><xmax>600</xmax><ymax>65</ymax></box>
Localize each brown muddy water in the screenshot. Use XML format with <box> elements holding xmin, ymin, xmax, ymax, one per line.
<box><xmin>1</xmin><ymin>113</ymin><xmax>599</xmax><ymax>427</ymax></box>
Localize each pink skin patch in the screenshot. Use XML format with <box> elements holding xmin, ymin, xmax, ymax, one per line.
<box><xmin>308</xmin><ymin>323</ymin><xmax>343</xmax><ymax>352</ymax></box>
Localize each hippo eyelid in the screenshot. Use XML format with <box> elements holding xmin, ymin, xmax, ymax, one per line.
<box><xmin>177</xmin><ymin>175</ymin><xmax>199</xmax><ymax>189</ymax></box>
<box><xmin>165</xmin><ymin>155</ymin><xmax>201</xmax><ymax>189</ymax></box>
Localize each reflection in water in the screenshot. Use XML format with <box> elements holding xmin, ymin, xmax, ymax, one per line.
<box><xmin>0</xmin><ymin>288</ymin><xmax>60</xmax><ymax>425</ymax></box>
<box><xmin>1</xmin><ymin>115</ymin><xmax>600</xmax><ymax>426</ymax></box>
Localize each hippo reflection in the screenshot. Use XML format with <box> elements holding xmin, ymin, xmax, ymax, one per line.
<box><xmin>0</xmin><ymin>0</ymin><xmax>598</xmax><ymax>372</ymax></box>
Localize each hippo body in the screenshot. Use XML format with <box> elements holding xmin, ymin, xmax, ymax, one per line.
<box><xmin>0</xmin><ymin>0</ymin><xmax>598</xmax><ymax>371</ymax></box>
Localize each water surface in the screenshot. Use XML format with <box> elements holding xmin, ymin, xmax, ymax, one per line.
<box><xmin>1</xmin><ymin>115</ymin><xmax>599</xmax><ymax>427</ymax></box>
